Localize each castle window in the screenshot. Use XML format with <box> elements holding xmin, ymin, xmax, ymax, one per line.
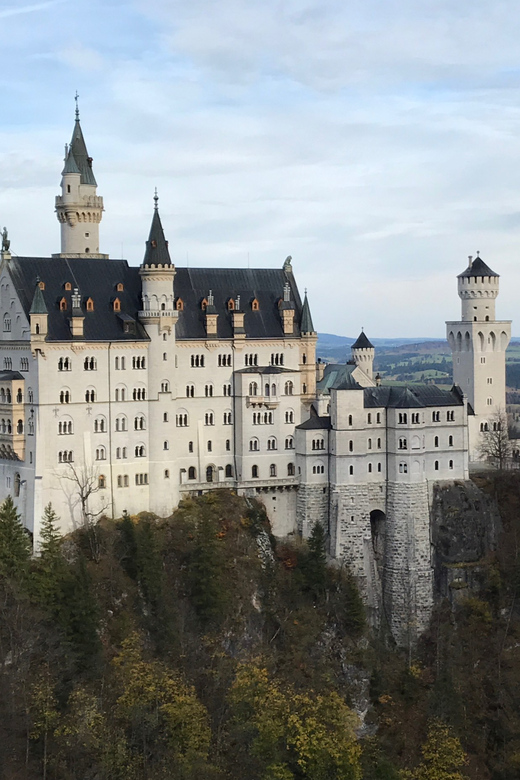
<box><xmin>302</xmin><ymin>384</ymin><xmax>307</xmax><ymax>394</ymax></box>
<box><xmin>39</xmin><ymin>281</ymin><xmax>45</xmax><ymax>290</ymax></box>
<box><xmin>377</xmin><ymin>462</ymin><xmax>382</xmax><ymax>472</ymax></box>
<box><xmin>285</xmin><ymin>437</ymin><xmax>294</xmax><ymax>450</ymax></box>
<box><xmin>206</xmin><ymin>465</ymin><xmax>214</xmax><ymax>481</ymax></box>
<box><xmin>218</xmin><ymin>354</ymin><xmax>232</xmax><ymax>367</ymax></box>
<box><xmin>434</xmin><ymin>436</ymin><xmax>439</xmax><ymax>448</ymax></box>
<box><xmin>175</xmin><ymin>298</ymin><xmax>184</xmax><ymax>311</ymax></box>
<box><xmin>16</xmin><ymin>419</ymin><xmax>23</xmax><ymax>434</ymax></box>
<box><xmin>113</xmin><ymin>298</ymin><xmax>121</xmax><ymax>312</ymax></box>
<box><xmin>398</xmin><ymin>413</ymin><xmax>408</xmax><ymax>424</ymax></box>
<box><xmin>398</xmin><ymin>438</ymin><xmax>407</xmax><ymax>450</ymax></box>
<box><xmin>135</xmin><ymin>445</ymin><xmax>145</xmax><ymax>458</ymax></box>
<box><xmin>223</xmin><ymin>411</ymin><xmax>232</xmax><ymax>425</ymax></box>
<box><xmin>447</xmin><ymin>411</ymin><xmax>455</xmax><ymax>421</ymax></box>
<box><xmin>186</xmin><ymin>384</ymin><xmax>194</xmax><ymax>397</ymax></box>
<box><xmin>449</xmin><ymin>460</ymin><xmax>454</xmax><ymax>469</ymax></box>
<box><xmin>434</xmin><ymin>460</ymin><xmax>439</xmax><ymax>471</ymax></box>
<box><xmin>367</xmin><ymin>413</ymin><xmax>372</xmax><ymax>424</ymax></box>
<box><xmin>205</xmin><ymin>411</ymin><xmax>214</xmax><ymax>426</ymax></box>
<box><xmin>267</xmin><ymin>436</ymin><xmax>277</xmax><ymax>450</ymax></box>
<box><xmin>284</xmin><ymin>381</ymin><xmax>293</xmax><ymax>395</ymax></box>
<box><xmin>58</xmin><ymin>357</ymin><xmax>71</xmax><ymax>371</ymax></box>
<box><xmin>432</xmin><ymin>411</ymin><xmax>440</xmax><ymax>422</ymax></box>
<box><xmin>161</xmin><ymin>381</ymin><xmax>170</xmax><ymax>393</ymax></box>
<box><xmin>163</xmin><ymin>413</ymin><xmax>168</xmax><ymax>422</ymax></box>
<box><xmin>288</xmin><ymin>463</ymin><xmax>295</xmax><ymax>476</ymax></box>
<box><xmin>95</xmin><ymin>447</ymin><xmax>106</xmax><ymax>461</ymax></box>
<box><xmin>191</xmin><ymin>354</ymin><xmax>205</xmax><ymax>368</ymax></box>
<box><xmin>188</xmin><ymin>441</ymin><xmax>193</xmax><ymax>452</ymax></box>
<box><xmin>60</xmin><ymin>389</ymin><xmax>71</xmax><ymax>404</ymax></box>
<box><xmin>225</xmin><ymin>464</ymin><xmax>233</xmax><ymax>478</ymax></box>
<box><xmin>117</xmin><ymin>283</ymin><xmax>124</xmax><ymax>292</ymax></box>
<box><xmin>244</xmin><ymin>353</ymin><xmax>258</xmax><ymax>367</ymax></box>
<box><xmin>86</xmin><ymin>298</ymin><xmax>94</xmax><ymax>311</ymax></box>
<box><xmin>59</xmin><ymin>297</ymin><xmax>67</xmax><ymax>311</ymax></box>
<box><xmin>270</xmin><ymin>464</ymin><xmax>277</xmax><ymax>477</ymax></box>
<box><xmin>226</xmin><ymin>439</ymin><xmax>230</xmax><ymax>451</ymax></box>
<box><xmin>164</xmin><ymin>469</ymin><xmax>170</xmax><ymax>479</ymax></box>
<box><xmin>349</xmin><ymin>440</ymin><xmax>353</xmax><ymax>452</ymax></box>
<box><xmin>132</xmin><ymin>387</ymin><xmax>146</xmax><ymax>401</ymax></box>
<box><xmin>58</xmin><ymin>419</ymin><xmax>73</xmax><ymax>435</ymax></box>
<box><xmin>135</xmin><ymin>473</ymin><xmax>148</xmax><ymax>485</ymax></box>
<box><xmin>115</xmin><ymin>415</ymin><xmax>127</xmax><ymax>432</ymax></box>
<box><xmin>227</xmin><ymin>298</ymin><xmax>235</xmax><ymax>311</ymax></box>
<box><xmin>399</xmin><ymin>462</ymin><xmax>408</xmax><ymax>473</ymax></box>
<box><xmin>368</xmin><ymin>438</ymin><xmax>372</xmax><ymax>450</ymax></box>
<box><xmin>368</xmin><ymin>463</ymin><xmax>372</xmax><ymax>472</ymax></box>
<box><xmin>205</xmin><ymin>384</ymin><xmax>213</xmax><ymax>397</ymax></box>
<box><xmin>223</xmin><ymin>383</ymin><xmax>232</xmax><ymax>396</ymax></box>
<box><xmin>163</xmin><ymin>441</ymin><xmax>169</xmax><ymax>450</ymax></box>
<box><xmin>85</xmin><ymin>389</ymin><xmax>96</xmax><ymax>403</ymax></box>
<box><xmin>3</xmin><ymin>316</ymin><xmax>11</xmax><ymax>332</ymax></box>
<box><xmin>94</xmin><ymin>415</ymin><xmax>106</xmax><ymax>433</ymax></box>
<box><xmin>249</xmin><ymin>438</ymin><xmax>259</xmax><ymax>451</ymax></box>
<box><xmin>348</xmin><ymin>415</ymin><xmax>353</xmax><ymax>426</ymax></box>
<box><xmin>349</xmin><ymin>465</ymin><xmax>354</xmax><ymax>475</ymax></box>
<box><xmin>176</xmin><ymin>412</ymin><xmax>189</xmax><ymax>427</ymax></box>
<box><xmin>487</xmin><ymin>397</ymin><xmax>493</xmax><ymax>405</ymax></box>
<box><xmin>3</xmin><ymin>358</ymin><xmax>12</xmax><ymax>370</ymax></box>
<box><xmin>58</xmin><ymin>450</ymin><xmax>73</xmax><ymax>463</ymax></box>
<box><xmin>84</xmin><ymin>357</ymin><xmax>97</xmax><ymax>371</ymax></box>
<box><xmin>251</xmin><ymin>298</ymin><xmax>259</xmax><ymax>311</ymax></box>
<box><xmin>188</xmin><ymin>466</ymin><xmax>196</xmax><ymax>480</ymax></box>
<box><xmin>132</xmin><ymin>356</ymin><xmax>146</xmax><ymax>370</ymax></box>
<box><xmin>115</xmin><ymin>385</ymin><xmax>127</xmax><ymax>401</ymax></box>
<box><xmin>117</xmin><ymin>475</ymin><xmax>122</xmax><ymax>487</ymax></box>
<box><xmin>249</xmin><ymin>382</ymin><xmax>258</xmax><ymax>396</ymax></box>
<box><xmin>285</xmin><ymin>410</ymin><xmax>294</xmax><ymax>424</ymax></box>
<box><xmin>376</xmin><ymin>413</ymin><xmax>381</xmax><ymax>424</ymax></box>
<box><xmin>161</xmin><ymin>303</ymin><xmax>166</xmax><ymax>311</ymax></box>
<box><xmin>134</xmin><ymin>415</ymin><xmax>146</xmax><ymax>431</ymax></box>
<box><xmin>449</xmin><ymin>435</ymin><xmax>453</xmax><ymax>447</ymax></box>
<box><xmin>252</xmin><ymin>465</ymin><xmax>259</xmax><ymax>478</ymax></box>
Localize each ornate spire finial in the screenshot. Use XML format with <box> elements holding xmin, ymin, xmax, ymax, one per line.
<box><xmin>476</xmin><ymin>250</ymin><xmax>480</xmax><ymax>257</ymax></box>
<box><xmin>304</xmin><ymin>287</ymin><xmax>307</xmax><ymax>295</ymax></box>
<box><xmin>154</xmin><ymin>188</ymin><xmax>159</xmax><ymax>211</ymax></box>
<box><xmin>74</xmin><ymin>91</ymin><xmax>79</xmax><ymax>120</ymax></box>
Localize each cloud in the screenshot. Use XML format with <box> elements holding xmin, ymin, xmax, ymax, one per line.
<box><xmin>0</xmin><ymin>0</ymin><xmax>66</xmax><ymax>19</ymax></box>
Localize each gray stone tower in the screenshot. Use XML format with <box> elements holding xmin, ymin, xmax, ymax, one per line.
<box><xmin>55</xmin><ymin>100</ymin><xmax>105</xmax><ymax>258</ymax></box>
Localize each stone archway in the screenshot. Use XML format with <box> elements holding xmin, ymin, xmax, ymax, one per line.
<box><xmin>370</xmin><ymin>509</ymin><xmax>386</xmax><ymax>563</ymax></box>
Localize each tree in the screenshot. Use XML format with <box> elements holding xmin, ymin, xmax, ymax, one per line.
<box><xmin>188</xmin><ymin>514</ymin><xmax>228</xmax><ymax>626</ymax></box>
<box><xmin>0</xmin><ymin>494</ymin><xmax>31</xmax><ymax>581</ymax></box>
<box><xmin>402</xmin><ymin>719</ymin><xmax>468</xmax><ymax>780</ymax></box>
<box><xmin>301</xmin><ymin>521</ymin><xmax>327</xmax><ymax>598</ymax></box>
<box><xmin>59</xmin><ymin>461</ymin><xmax>110</xmax><ymax>528</ymax></box>
<box><xmin>29</xmin><ymin>666</ymin><xmax>60</xmax><ymax>780</ymax></box>
<box><xmin>33</xmin><ymin>503</ymin><xmax>67</xmax><ymax>608</ymax></box>
<box><xmin>478</xmin><ymin>409</ymin><xmax>512</xmax><ymax>470</ymax></box>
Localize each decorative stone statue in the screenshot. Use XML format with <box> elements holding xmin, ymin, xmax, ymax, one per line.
<box><xmin>1</xmin><ymin>227</ymin><xmax>10</xmax><ymax>253</ymax></box>
<box><xmin>283</xmin><ymin>255</ymin><xmax>292</xmax><ymax>272</ymax></box>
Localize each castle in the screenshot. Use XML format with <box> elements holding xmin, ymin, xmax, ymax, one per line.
<box><xmin>0</xmin><ymin>109</ymin><xmax>511</xmax><ymax>645</ymax></box>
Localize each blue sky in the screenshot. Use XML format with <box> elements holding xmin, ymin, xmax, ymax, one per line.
<box><xmin>2</xmin><ymin>0</ymin><xmax>520</xmax><ymax>337</ymax></box>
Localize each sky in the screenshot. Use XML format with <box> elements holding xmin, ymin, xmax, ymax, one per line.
<box><xmin>1</xmin><ymin>0</ymin><xmax>520</xmax><ymax>338</ymax></box>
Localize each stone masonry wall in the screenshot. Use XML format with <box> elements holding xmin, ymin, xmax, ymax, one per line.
<box><xmin>384</xmin><ymin>481</ymin><xmax>433</xmax><ymax>647</ymax></box>
<box><xmin>296</xmin><ymin>483</ymin><xmax>329</xmax><ymax>538</ymax></box>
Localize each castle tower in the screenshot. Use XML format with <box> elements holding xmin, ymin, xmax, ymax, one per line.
<box><xmin>351</xmin><ymin>330</ymin><xmax>375</xmax><ymax>380</ymax></box>
<box><xmin>54</xmin><ymin>100</ymin><xmax>106</xmax><ymax>258</ymax></box>
<box><xmin>299</xmin><ymin>289</ymin><xmax>318</xmax><ymax>403</ymax></box>
<box><xmin>446</xmin><ymin>253</ymin><xmax>511</xmax><ymax>460</ymax></box>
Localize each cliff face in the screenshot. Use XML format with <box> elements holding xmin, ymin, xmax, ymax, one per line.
<box><xmin>430</xmin><ymin>480</ymin><xmax>502</xmax><ymax>601</ymax></box>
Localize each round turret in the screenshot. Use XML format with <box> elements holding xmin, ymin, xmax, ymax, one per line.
<box><xmin>351</xmin><ymin>330</ymin><xmax>375</xmax><ymax>380</ymax></box>
<box><xmin>457</xmin><ymin>254</ymin><xmax>499</xmax><ymax>322</ymax></box>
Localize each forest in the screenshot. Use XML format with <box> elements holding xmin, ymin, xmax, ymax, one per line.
<box><xmin>1</xmin><ymin>479</ymin><xmax>520</xmax><ymax>779</ymax></box>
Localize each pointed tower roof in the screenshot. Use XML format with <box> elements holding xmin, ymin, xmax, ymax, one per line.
<box><xmin>458</xmin><ymin>254</ymin><xmax>498</xmax><ymax>278</ymax></box>
<box><xmin>300</xmin><ymin>291</ymin><xmax>315</xmax><ymax>333</ymax></box>
<box><xmin>142</xmin><ymin>194</ymin><xmax>172</xmax><ymax>266</ymax></box>
<box><xmin>352</xmin><ymin>330</ymin><xmax>374</xmax><ymax>350</ymax></box>
<box><xmin>62</xmin><ymin>148</ymin><xmax>80</xmax><ymax>175</ymax></box>
<box><xmin>66</xmin><ymin>99</ymin><xmax>97</xmax><ymax>186</ymax></box>
<box><xmin>29</xmin><ymin>281</ymin><xmax>47</xmax><ymax>315</ymax></box>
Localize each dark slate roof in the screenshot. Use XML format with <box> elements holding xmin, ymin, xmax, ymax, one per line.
<box><xmin>174</xmin><ymin>267</ymin><xmax>303</xmax><ymax>340</ymax></box>
<box><xmin>297</xmin><ymin>413</ymin><xmax>331</xmax><ymax>430</ymax></box>
<box><xmin>351</xmin><ymin>331</ymin><xmax>374</xmax><ymax>350</ymax></box>
<box><xmin>29</xmin><ymin>283</ymin><xmax>47</xmax><ymax>314</ymax></box>
<box><xmin>9</xmin><ymin>257</ymin><xmax>148</xmax><ymax>342</ymax></box>
<box><xmin>237</xmin><ymin>366</ymin><xmax>298</xmax><ymax>374</ymax></box>
<box><xmin>8</xmin><ymin>258</ymin><xmax>305</xmax><ymax>343</ymax></box>
<box><xmin>317</xmin><ymin>363</ymin><xmax>362</xmax><ymax>394</ymax></box>
<box><xmin>66</xmin><ymin>119</ymin><xmax>97</xmax><ymax>186</ymax></box>
<box><xmin>300</xmin><ymin>293</ymin><xmax>315</xmax><ymax>333</ymax></box>
<box><xmin>363</xmin><ymin>384</ymin><xmax>465</xmax><ymax>409</ymax></box>
<box><xmin>458</xmin><ymin>256</ymin><xmax>498</xmax><ymax>278</ymax></box>
<box><xmin>0</xmin><ymin>371</ymin><xmax>24</xmax><ymax>381</ymax></box>
<box><xmin>142</xmin><ymin>208</ymin><xmax>172</xmax><ymax>266</ymax></box>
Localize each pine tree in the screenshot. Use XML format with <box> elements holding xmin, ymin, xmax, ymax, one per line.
<box><xmin>34</xmin><ymin>503</ymin><xmax>66</xmax><ymax>608</ymax></box>
<box><xmin>117</xmin><ymin>510</ymin><xmax>138</xmax><ymax>581</ymax></box>
<box><xmin>302</xmin><ymin>521</ymin><xmax>327</xmax><ymax>597</ymax></box>
<box><xmin>0</xmin><ymin>494</ymin><xmax>31</xmax><ymax>581</ymax></box>
<box><xmin>56</xmin><ymin>555</ymin><xmax>101</xmax><ymax>670</ymax></box>
<box><xmin>189</xmin><ymin>514</ymin><xmax>227</xmax><ymax>626</ymax></box>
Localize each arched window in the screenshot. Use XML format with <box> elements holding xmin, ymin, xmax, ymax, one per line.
<box><xmin>225</xmin><ymin>464</ymin><xmax>233</xmax><ymax>478</ymax></box>
<box><xmin>205</xmin><ymin>384</ymin><xmax>213</xmax><ymax>397</ymax></box>
<box><xmin>161</xmin><ymin>381</ymin><xmax>170</xmax><ymax>393</ymax></box>
<box><xmin>85</xmin><ymin>388</ymin><xmax>96</xmax><ymax>403</ymax></box>
<box><xmin>249</xmin><ymin>382</ymin><xmax>258</xmax><ymax>396</ymax></box>
<box><xmin>135</xmin><ymin>444</ymin><xmax>145</xmax><ymax>458</ymax></box>
<box><xmin>134</xmin><ymin>415</ymin><xmax>146</xmax><ymax>431</ymax></box>
<box><xmin>164</xmin><ymin>469</ymin><xmax>170</xmax><ymax>479</ymax></box>
<box><xmin>285</xmin><ymin>436</ymin><xmax>294</xmax><ymax>450</ymax></box>
<box><xmin>449</xmin><ymin>435</ymin><xmax>453</xmax><ymax>447</ymax></box>
<box><xmin>285</xmin><ymin>410</ymin><xmax>294</xmax><ymax>424</ymax></box>
<box><xmin>434</xmin><ymin>436</ymin><xmax>439</xmax><ymax>448</ymax></box>
<box><xmin>16</xmin><ymin>389</ymin><xmax>22</xmax><ymax>404</ymax></box>
<box><xmin>349</xmin><ymin>440</ymin><xmax>354</xmax><ymax>452</ymax></box>
<box><xmin>94</xmin><ymin>416</ymin><xmax>106</xmax><ymax>433</ymax></box>
<box><xmin>98</xmin><ymin>475</ymin><xmax>106</xmax><ymax>489</ymax></box>
<box><xmin>249</xmin><ymin>438</ymin><xmax>259</xmax><ymax>451</ymax></box>
<box><xmin>252</xmin><ymin>465</ymin><xmax>259</xmax><ymax>478</ymax></box>
<box><xmin>86</xmin><ymin>297</ymin><xmax>94</xmax><ymax>312</ymax></box>
<box><xmin>115</xmin><ymin>415</ymin><xmax>127</xmax><ymax>432</ymax></box>
<box><xmin>14</xmin><ymin>472</ymin><xmax>20</xmax><ymax>497</ymax></box>
<box><xmin>115</xmin><ymin>385</ymin><xmax>127</xmax><ymax>402</ymax></box>
<box><xmin>284</xmin><ymin>381</ymin><xmax>293</xmax><ymax>395</ymax></box>
<box><xmin>204</xmin><ymin>411</ymin><xmax>214</xmax><ymax>426</ymax></box>
<box><xmin>349</xmin><ymin>465</ymin><xmax>354</xmax><ymax>475</ymax></box>
<box><xmin>206</xmin><ymin>465</ymin><xmax>214</xmax><ymax>483</ymax></box>
<box><xmin>176</xmin><ymin>411</ymin><xmax>189</xmax><ymax>427</ymax></box>
<box><xmin>434</xmin><ymin>460</ymin><xmax>439</xmax><ymax>471</ymax></box>
<box><xmin>287</xmin><ymin>463</ymin><xmax>295</xmax><ymax>476</ymax></box>
<box><xmin>348</xmin><ymin>415</ymin><xmax>353</xmax><ymax>426</ymax></box>
<box><xmin>269</xmin><ymin>464</ymin><xmax>277</xmax><ymax>477</ymax></box>
<box><xmin>3</xmin><ymin>315</ymin><xmax>11</xmax><ymax>332</ymax></box>
<box><xmin>188</xmin><ymin>466</ymin><xmax>196</xmax><ymax>480</ymax></box>
<box><xmin>223</xmin><ymin>411</ymin><xmax>232</xmax><ymax>425</ymax></box>
<box><xmin>60</xmin><ymin>389</ymin><xmax>71</xmax><ymax>404</ymax></box>
<box><xmin>113</xmin><ymin>298</ymin><xmax>121</xmax><ymax>312</ymax></box>
<box><xmin>449</xmin><ymin>460</ymin><xmax>454</xmax><ymax>469</ymax></box>
<box><xmin>267</xmin><ymin>437</ymin><xmax>277</xmax><ymax>450</ymax></box>
<box><xmin>58</xmin><ymin>418</ymin><xmax>73</xmax><ymax>436</ymax></box>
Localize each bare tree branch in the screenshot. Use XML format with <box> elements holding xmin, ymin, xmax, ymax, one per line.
<box><xmin>478</xmin><ymin>408</ymin><xmax>512</xmax><ymax>470</ymax></box>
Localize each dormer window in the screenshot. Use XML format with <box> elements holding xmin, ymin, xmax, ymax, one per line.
<box><xmin>39</xmin><ymin>281</ymin><xmax>45</xmax><ymax>291</ymax></box>
<box><xmin>175</xmin><ymin>298</ymin><xmax>184</xmax><ymax>311</ymax></box>
<box><xmin>59</xmin><ymin>297</ymin><xmax>67</xmax><ymax>311</ymax></box>
<box><xmin>201</xmin><ymin>298</ymin><xmax>208</xmax><ymax>311</ymax></box>
<box><xmin>151</xmin><ymin>239</ymin><xmax>157</xmax><ymax>248</ymax></box>
<box><xmin>113</xmin><ymin>298</ymin><xmax>121</xmax><ymax>312</ymax></box>
<box><xmin>117</xmin><ymin>283</ymin><xmax>124</xmax><ymax>292</ymax></box>
<box><xmin>86</xmin><ymin>298</ymin><xmax>94</xmax><ymax>312</ymax></box>
<box><xmin>251</xmin><ymin>298</ymin><xmax>259</xmax><ymax>311</ymax></box>
<box><xmin>227</xmin><ymin>299</ymin><xmax>235</xmax><ymax>311</ymax></box>
<box><xmin>64</xmin><ymin>282</ymin><xmax>72</xmax><ymax>291</ymax></box>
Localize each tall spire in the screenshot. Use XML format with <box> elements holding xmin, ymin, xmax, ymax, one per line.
<box><xmin>142</xmin><ymin>194</ymin><xmax>172</xmax><ymax>266</ymax></box>
<box><xmin>300</xmin><ymin>291</ymin><xmax>315</xmax><ymax>334</ymax></box>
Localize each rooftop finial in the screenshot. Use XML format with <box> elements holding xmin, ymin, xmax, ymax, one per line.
<box><xmin>74</xmin><ymin>91</ymin><xmax>79</xmax><ymax>120</ymax></box>
<box><xmin>468</xmin><ymin>255</ymin><xmax>473</xmax><ymax>268</ymax></box>
<box><xmin>283</xmin><ymin>281</ymin><xmax>291</xmax><ymax>302</ymax></box>
<box><xmin>208</xmin><ymin>289</ymin><xmax>214</xmax><ymax>306</ymax></box>
<box><xmin>154</xmin><ymin>187</ymin><xmax>159</xmax><ymax>211</ymax></box>
<box><xmin>476</xmin><ymin>250</ymin><xmax>480</xmax><ymax>257</ymax></box>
